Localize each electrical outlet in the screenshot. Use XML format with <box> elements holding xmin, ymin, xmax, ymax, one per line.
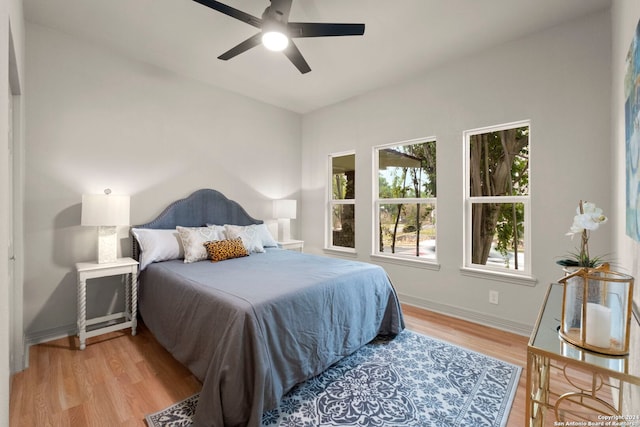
<box><xmin>489</xmin><ymin>290</ymin><xmax>499</xmax><ymax>305</ymax></box>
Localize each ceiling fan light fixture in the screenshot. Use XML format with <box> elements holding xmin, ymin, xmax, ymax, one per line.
<box><xmin>262</xmin><ymin>31</ymin><xmax>289</xmax><ymax>52</ymax></box>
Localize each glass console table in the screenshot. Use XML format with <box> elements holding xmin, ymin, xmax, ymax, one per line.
<box><xmin>527</xmin><ymin>283</ymin><xmax>640</xmax><ymax>426</ymax></box>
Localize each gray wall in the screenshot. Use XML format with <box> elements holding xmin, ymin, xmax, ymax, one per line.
<box><xmin>300</xmin><ymin>10</ymin><xmax>612</xmax><ymax>333</ymax></box>
<box><xmin>23</xmin><ymin>22</ymin><xmax>302</xmax><ymax>341</ymax></box>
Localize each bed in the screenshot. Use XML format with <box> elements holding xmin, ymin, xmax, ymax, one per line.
<box><xmin>131</xmin><ymin>189</ymin><xmax>404</xmax><ymax>427</ymax></box>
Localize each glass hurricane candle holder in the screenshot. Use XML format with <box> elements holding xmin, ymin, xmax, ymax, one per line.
<box><xmin>558</xmin><ymin>264</ymin><xmax>634</xmax><ymax>356</ymax></box>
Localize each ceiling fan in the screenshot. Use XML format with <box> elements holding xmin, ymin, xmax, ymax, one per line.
<box><xmin>192</xmin><ymin>0</ymin><xmax>365</xmax><ymax>74</ymax></box>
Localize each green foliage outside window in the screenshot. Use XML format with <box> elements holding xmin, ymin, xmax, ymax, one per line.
<box><xmin>378</xmin><ymin>140</ymin><xmax>436</xmax><ymax>258</ymax></box>
<box><xmin>469</xmin><ymin>125</ymin><xmax>529</xmax><ymax>270</ymax></box>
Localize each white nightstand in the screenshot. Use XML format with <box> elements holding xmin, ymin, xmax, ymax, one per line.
<box><xmin>75</xmin><ymin>257</ymin><xmax>139</xmax><ymax>350</ymax></box>
<box><xmin>277</xmin><ymin>240</ymin><xmax>304</xmax><ymax>252</ymax></box>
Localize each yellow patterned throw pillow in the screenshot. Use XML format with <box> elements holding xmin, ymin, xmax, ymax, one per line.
<box><xmin>204</xmin><ymin>238</ymin><xmax>249</xmax><ymax>262</ymax></box>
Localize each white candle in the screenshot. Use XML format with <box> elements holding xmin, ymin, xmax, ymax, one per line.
<box><xmin>585</xmin><ymin>302</ymin><xmax>611</xmax><ymax>348</ymax></box>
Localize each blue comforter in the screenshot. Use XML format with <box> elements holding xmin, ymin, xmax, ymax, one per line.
<box><xmin>139</xmin><ymin>249</ymin><xmax>404</xmax><ymax>427</ymax></box>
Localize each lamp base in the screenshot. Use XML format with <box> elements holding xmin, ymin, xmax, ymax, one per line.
<box><xmin>97</xmin><ymin>226</ymin><xmax>118</xmax><ymax>264</ymax></box>
<box><xmin>277</xmin><ymin>219</ymin><xmax>291</xmax><ymax>242</ymax></box>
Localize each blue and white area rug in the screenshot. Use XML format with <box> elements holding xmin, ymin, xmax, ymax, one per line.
<box><xmin>145</xmin><ymin>330</ymin><xmax>521</xmax><ymax>427</ymax></box>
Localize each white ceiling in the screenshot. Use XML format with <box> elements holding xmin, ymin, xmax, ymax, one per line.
<box><xmin>24</xmin><ymin>0</ymin><xmax>611</xmax><ymax>114</ymax></box>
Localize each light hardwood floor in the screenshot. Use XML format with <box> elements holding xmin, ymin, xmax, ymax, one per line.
<box><xmin>10</xmin><ymin>304</ymin><xmax>530</xmax><ymax>426</ymax></box>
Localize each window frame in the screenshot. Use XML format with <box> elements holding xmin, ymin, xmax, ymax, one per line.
<box><xmin>462</xmin><ymin>120</ymin><xmax>533</xmax><ymax>281</ymax></box>
<box><xmin>372</xmin><ymin>137</ymin><xmax>438</xmax><ymax>268</ymax></box>
<box><xmin>326</xmin><ymin>151</ymin><xmax>357</xmax><ymax>253</ymax></box>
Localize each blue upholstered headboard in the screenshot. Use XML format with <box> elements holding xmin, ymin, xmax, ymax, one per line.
<box><xmin>131</xmin><ymin>188</ymin><xmax>262</xmax><ymax>260</ymax></box>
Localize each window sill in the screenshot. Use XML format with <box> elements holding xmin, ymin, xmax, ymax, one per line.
<box><xmin>323</xmin><ymin>247</ymin><xmax>358</xmax><ymax>258</ymax></box>
<box><xmin>370</xmin><ymin>254</ymin><xmax>441</xmax><ymax>271</ymax></box>
<box><xmin>459</xmin><ymin>267</ymin><xmax>537</xmax><ymax>287</ymax></box>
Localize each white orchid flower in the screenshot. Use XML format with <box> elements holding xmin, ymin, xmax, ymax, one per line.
<box><xmin>566</xmin><ymin>201</ymin><xmax>607</xmax><ymax>236</ymax></box>
<box><xmin>580</xmin><ymin>202</ymin><xmax>608</xmax><ymax>224</ymax></box>
<box><xmin>566</xmin><ymin>220</ymin><xmax>583</xmax><ymax>236</ymax></box>
<box><xmin>562</xmin><ymin>200</ymin><xmax>607</xmax><ymax>267</ymax></box>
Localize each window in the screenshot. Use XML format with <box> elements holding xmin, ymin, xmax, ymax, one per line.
<box><xmin>464</xmin><ymin>121</ymin><xmax>530</xmax><ymax>276</ymax></box>
<box><xmin>374</xmin><ymin>138</ymin><xmax>437</xmax><ymax>262</ymax></box>
<box><xmin>328</xmin><ymin>152</ymin><xmax>355</xmax><ymax>250</ymax></box>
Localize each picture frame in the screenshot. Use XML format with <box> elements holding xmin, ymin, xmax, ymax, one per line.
<box><xmin>625</xmin><ymin>19</ymin><xmax>640</xmax><ymax>241</ymax></box>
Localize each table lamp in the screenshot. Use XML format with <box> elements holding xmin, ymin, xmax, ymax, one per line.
<box><xmin>273</xmin><ymin>199</ymin><xmax>296</xmax><ymax>242</ymax></box>
<box><xmin>81</xmin><ymin>189</ymin><xmax>130</xmax><ymax>264</ymax></box>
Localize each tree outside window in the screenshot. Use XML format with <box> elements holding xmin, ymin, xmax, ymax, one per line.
<box><xmin>329</xmin><ymin>153</ymin><xmax>355</xmax><ymax>249</ymax></box>
<box><xmin>465</xmin><ymin>122</ymin><xmax>530</xmax><ymax>274</ymax></box>
<box><xmin>375</xmin><ymin>139</ymin><xmax>436</xmax><ymax>261</ymax></box>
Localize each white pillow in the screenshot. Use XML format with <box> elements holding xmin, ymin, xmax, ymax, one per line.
<box><xmin>256</xmin><ymin>223</ymin><xmax>278</xmax><ymax>247</ymax></box>
<box><xmin>176</xmin><ymin>225</ymin><xmax>227</xmax><ymax>263</ymax></box>
<box><xmin>224</xmin><ymin>224</ymin><xmax>265</xmax><ymax>253</ymax></box>
<box><xmin>131</xmin><ymin>228</ymin><xmax>184</xmax><ymax>271</ymax></box>
<box><xmin>216</xmin><ymin>223</ymin><xmax>278</xmax><ymax>248</ymax></box>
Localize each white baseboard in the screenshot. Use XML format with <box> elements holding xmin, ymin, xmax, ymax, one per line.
<box><xmin>398</xmin><ymin>293</ymin><xmax>533</xmax><ymax>337</ymax></box>
<box><xmin>23</xmin><ymin>323</ymin><xmax>76</xmax><ymax>370</ymax></box>
<box><xmin>26</xmin><ymin>323</ymin><xmax>76</xmax><ymax>346</ymax></box>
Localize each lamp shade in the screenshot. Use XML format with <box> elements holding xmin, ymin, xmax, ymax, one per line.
<box><xmin>81</xmin><ymin>194</ymin><xmax>130</xmax><ymax>226</ymax></box>
<box><xmin>273</xmin><ymin>199</ymin><xmax>296</xmax><ymax>219</ymax></box>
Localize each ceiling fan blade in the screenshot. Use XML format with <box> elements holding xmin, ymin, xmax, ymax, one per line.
<box><xmin>283</xmin><ymin>41</ymin><xmax>311</xmax><ymax>74</ymax></box>
<box><xmin>218</xmin><ymin>33</ymin><xmax>263</xmax><ymax>60</ymax></box>
<box><xmin>193</xmin><ymin>0</ymin><xmax>262</xmax><ymax>29</ymax></box>
<box><xmin>268</xmin><ymin>0</ymin><xmax>293</xmax><ymax>22</ymax></box>
<box><xmin>288</xmin><ymin>22</ymin><xmax>365</xmax><ymax>38</ymax></box>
